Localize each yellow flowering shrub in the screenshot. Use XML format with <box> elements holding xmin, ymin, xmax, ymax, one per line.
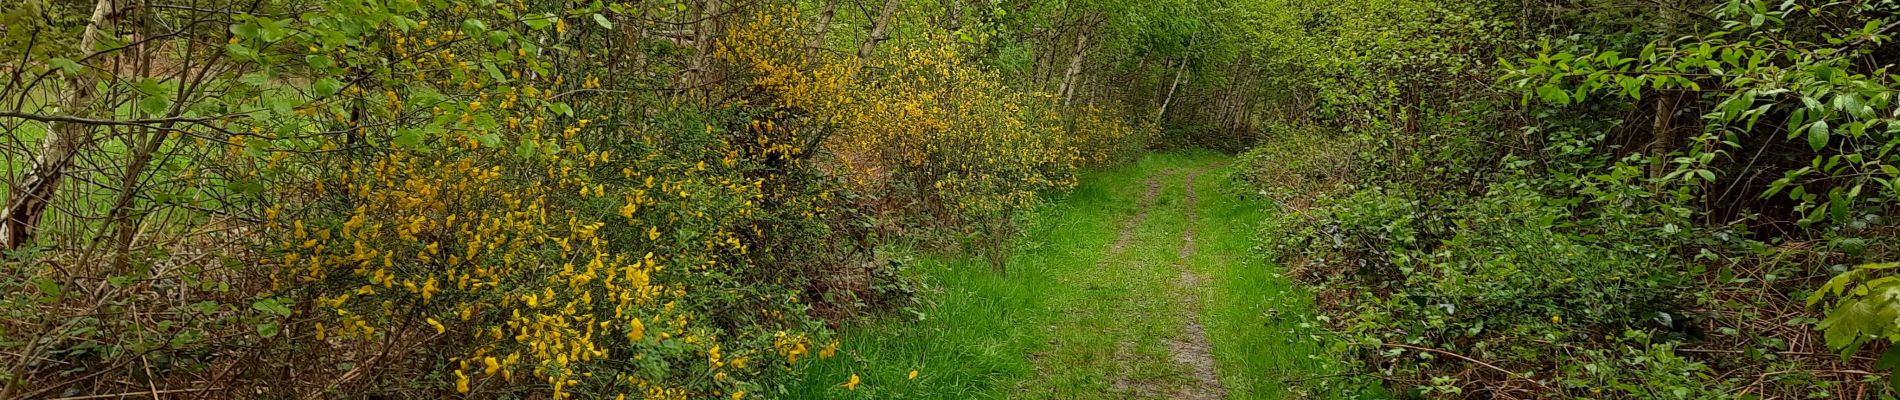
<box><xmin>1</xmin><ymin>1</ymin><xmax>1141</xmax><ymax>398</ymax></box>
<box><xmin>836</xmin><ymin>39</ymin><xmax>1150</xmax><ymax>266</ymax></box>
<box><xmin>715</xmin><ymin>8</ymin><xmax>1151</xmax><ymax>267</ymax></box>
<box><xmin>231</xmin><ymin>2</ymin><xmax>843</xmax><ymax>399</ymax></box>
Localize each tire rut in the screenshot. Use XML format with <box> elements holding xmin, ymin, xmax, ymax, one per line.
<box><xmin>1105</xmin><ymin>172</ymin><xmax>1166</xmax><ymax>395</ymax></box>
<box><xmin>1167</xmin><ymin>168</ymin><xmax>1226</xmax><ymax>400</ymax></box>
<box><xmin>1036</xmin><ymin>172</ymin><xmax>1168</xmax><ymax>396</ymax></box>
<box><xmin>1112</xmin><ymin>173</ymin><xmax>1165</xmax><ymax>252</ymax></box>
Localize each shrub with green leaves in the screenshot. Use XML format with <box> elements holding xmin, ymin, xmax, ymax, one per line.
<box><xmin>1238</xmin><ymin>0</ymin><xmax>1900</xmax><ymax>397</ymax></box>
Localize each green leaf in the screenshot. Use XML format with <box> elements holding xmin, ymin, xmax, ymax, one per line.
<box><xmin>461</xmin><ymin>19</ymin><xmax>488</xmax><ymax>38</ymax></box>
<box><xmin>132</xmin><ymin>78</ymin><xmax>170</xmax><ymax>97</ymax></box>
<box><xmin>138</xmin><ymin>95</ymin><xmax>171</xmax><ymax>115</ymax></box>
<box><xmin>593</xmin><ymin>14</ymin><xmax>613</xmax><ymax>29</ymax></box>
<box><xmin>231</xmin><ymin>22</ymin><xmax>261</xmax><ymax>40</ymax></box>
<box><xmin>312</xmin><ymin>78</ymin><xmax>342</xmax><ymax>98</ymax></box>
<box><xmin>515</xmin><ymin>139</ymin><xmax>539</xmax><ymax>159</ymax></box>
<box><xmin>260</xmin><ymin>18</ymin><xmax>293</xmax><ymax>42</ymax></box>
<box><xmin>469</xmin><ymin>131</ymin><xmax>502</xmax><ymax>148</ymax></box>
<box><xmin>48</xmin><ymin>58</ymin><xmax>81</xmax><ymax>75</ymax></box>
<box><xmin>393</xmin><ymin>128</ymin><xmax>425</xmax><ymax>149</ymax></box>
<box><xmin>226</xmin><ymin>43</ymin><xmax>257</xmax><ymax>59</ymax></box>
<box><xmin>33</xmin><ymin>277</ymin><xmax>62</xmax><ymax>303</ymax></box>
<box><xmin>1786</xmin><ymin>109</ymin><xmax>1809</xmax><ymax>140</ymax></box>
<box><xmin>524</xmin><ymin>14</ymin><xmax>554</xmax><ymax>30</ymax></box>
<box><xmin>1837</xmin><ymin>93</ymin><xmax>1872</xmax><ymax>120</ymax></box>
<box><xmin>408</xmin><ymin>87</ymin><xmax>445</xmax><ymax>107</ymax></box>
<box><xmin>252</xmin><ymin>298</ymin><xmax>293</xmax><ymax>316</ymax></box>
<box><xmin>264</xmin><ymin>93</ymin><xmax>295</xmax><ymax>117</ymax></box>
<box><xmin>1719</xmin><ymin>93</ymin><xmax>1751</xmax><ymax>120</ymax></box>
<box><xmin>483</xmin><ymin>62</ymin><xmax>508</xmax><ymax>83</ymax></box>
<box><xmin>256</xmin><ymin>322</ymin><xmax>281</xmax><ymax>338</ymax></box>
<box><xmin>306</xmin><ymin>54</ymin><xmax>336</xmax><ymax>71</ymax></box>
<box><xmin>1830</xmin><ymin>189</ymin><xmax>1850</xmax><ymax>222</ymax></box>
<box><xmin>1536</xmin><ymin>84</ymin><xmax>1570</xmax><ymax>105</ymax></box>
<box><xmin>1810</xmin><ymin>121</ymin><xmax>1831</xmax><ymax>152</ymax></box>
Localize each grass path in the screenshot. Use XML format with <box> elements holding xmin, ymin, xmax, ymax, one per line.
<box><xmin>788</xmin><ymin>152</ymin><xmax>1352</xmax><ymax>399</ymax></box>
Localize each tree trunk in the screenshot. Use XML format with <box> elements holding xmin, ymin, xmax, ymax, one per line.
<box><xmin>1648</xmin><ymin>91</ymin><xmax>1683</xmax><ymax>179</ymax></box>
<box><xmin>858</xmin><ymin>0</ymin><xmax>903</xmax><ymax>61</ymax></box>
<box><xmin>1228</xmin><ymin>55</ymin><xmax>1254</xmax><ymax>135</ymax></box>
<box><xmin>102</xmin><ymin>125</ymin><xmax>166</xmax><ymax>265</ymax></box>
<box><xmin>681</xmin><ymin>0</ymin><xmax>719</xmax><ymax>100</ymax></box>
<box><xmin>1</xmin><ymin>0</ymin><xmax>115</xmax><ymax>250</ymax></box>
<box><xmin>806</xmin><ymin>0</ymin><xmax>840</xmax><ymax>59</ymax></box>
<box><xmin>1157</xmin><ymin>56</ymin><xmax>1186</xmax><ymax>120</ymax></box>
<box><xmin>1058</xmin><ymin>30</ymin><xmax>1088</xmax><ymax>106</ymax></box>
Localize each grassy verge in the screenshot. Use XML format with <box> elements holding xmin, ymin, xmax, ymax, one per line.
<box><xmin>785</xmin><ymin>154</ymin><xmax>1173</xmax><ymax>398</ymax></box>
<box><xmin>1191</xmin><ymin>165</ymin><xmax>1377</xmax><ymax>399</ymax></box>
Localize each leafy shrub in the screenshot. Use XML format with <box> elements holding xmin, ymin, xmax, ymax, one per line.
<box><xmin>0</xmin><ymin>1</ymin><xmax>1148</xmax><ymax>398</ymax></box>
<box><xmin>785</xmin><ymin>31</ymin><xmax>1152</xmax><ymax>270</ymax></box>
<box><xmin>1231</xmin><ymin>123</ymin><xmax>1364</xmax><ymax>211</ymax></box>
<box><xmin>1235</xmin><ymin>1</ymin><xmax>1900</xmax><ymax>396</ymax></box>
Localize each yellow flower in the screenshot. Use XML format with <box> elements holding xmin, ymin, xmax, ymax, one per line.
<box><xmin>427</xmin><ymin>318</ymin><xmax>445</xmax><ymax>334</ymax></box>
<box><xmin>732</xmin><ymin>391</ymin><xmax>745</xmax><ymax>400</ymax></box>
<box><xmin>908</xmin><ymin>369</ymin><xmax>919</xmax><ymax>380</ymax></box>
<box><xmin>1550</xmin><ymin>315</ymin><xmax>1563</xmax><ymax>324</ymax></box>
<box><xmin>455</xmin><ymin>369</ymin><xmax>470</xmax><ymax>393</ymax></box>
<box><xmin>627</xmin><ymin>318</ymin><xmax>646</xmax><ymax>341</ymax></box>
<box><xmin>841</xmin><ymin>373</ymin><xmax>860</xmax><ymax>391</ymax></box>
<box><xmin>483</xmin><ymin>357</ymin><xmax>501</xmax><ymax>375</ymax></box>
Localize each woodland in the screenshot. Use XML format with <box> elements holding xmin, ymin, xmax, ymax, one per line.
<box><xmin>3</xmin><ymin>0</ymin><xmax>1900</xmax><ymax>399</ymax></box>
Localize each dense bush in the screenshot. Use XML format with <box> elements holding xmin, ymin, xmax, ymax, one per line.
<box><xmin>0</xmin><ymin>0</ymin><xmax>1150</xmax><ymax>397</ymax></box>
<box><xmin>1232</xmin><ymin>0</ymin><xmax>1900</xmax><ymax>397</ymax></box>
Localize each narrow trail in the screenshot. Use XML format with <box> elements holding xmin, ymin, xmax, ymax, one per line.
<box><xmin>1115</xmin><ymin>173</ymin><xmax>1166</xmax><ymax>252</ymax></box>
<box><xmin>1028</xmin><ymin>158</ymin><xmax>1250</xmax><ymax>400</ymax></box>
<box><xmin>1167</xmin><ymin>168</ymin><xmax>1226</xmax><ymax>400</ymax></box>
<box><xmin>1042</xmin><ymin>171</ymin><xmax>1167</xmax><ymax>393</ymax></box>
<box><xmin>1105</xmin><ymin>171</ymin><xmax>1172</xmax><ymax>396</ymax></box>
<box><xmin>801</xmin><ymin>153</ymin><xmax>1335</xmax><ymax>399</ymax></box>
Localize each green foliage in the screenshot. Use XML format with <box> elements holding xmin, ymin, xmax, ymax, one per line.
<box><xmin>1230</xmin><ymin>123</ymin><xmax>1364</xmax><ymax>213</ymax></box>
<box><xmin>0</xmin><ymin>0</ymin><xmax>1150</xmax><ymax>398</ymax></box>
<box><xmin>1810</xmin><ymin>263</ymin><xmax>1900</xmax><ymax>358</ymax></box>
<box><xmin>1238</xmin><ymin>0</ymin><xmax>1900</xmax><ymax>397</ymax></box>
<box><xmin>1507</xmin><ymin>0</ymin><xmax>1900</xmax><ymax>228</ymax></box>
<box><xmin>1505</xmin><ymin>0</ymin><xmax>1900</xmax><ymax>390</ymax></box>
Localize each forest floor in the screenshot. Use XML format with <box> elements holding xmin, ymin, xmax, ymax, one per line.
<box><xmin>788</xmin><ymin>152</ymin><xmax>1350</xmax><ymax>399</ymax></box>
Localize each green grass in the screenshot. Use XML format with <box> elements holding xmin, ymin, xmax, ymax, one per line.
<box><xmin>785</xmin><ymin>151</ymin><xmax>1369</xmax><ymax>399</ymax></box>
<box><xmin>1018</xmin><ymin>152</ymin><xmax>1201</xmax><ymax>399</ymax></box>
<box><xmin>1192</xmin><ymin>164</ymin><xmax>1380</xmax><ymax>399</ymax></box>
<box><xmin>783</xmin><ymin>154</ymin><xmax>1148</xmax><ymax>398</ymax></box>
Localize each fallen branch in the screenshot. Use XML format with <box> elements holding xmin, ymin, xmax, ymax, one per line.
<box><xmin>45</xmin><ymin>387</ymin><xmax>222</xmax><ymax>400</ymax></box>
<box><xmin>1375</xmin><ymin>342</ymin><xmax>1555</xmax><ymax>391</ymax></box>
